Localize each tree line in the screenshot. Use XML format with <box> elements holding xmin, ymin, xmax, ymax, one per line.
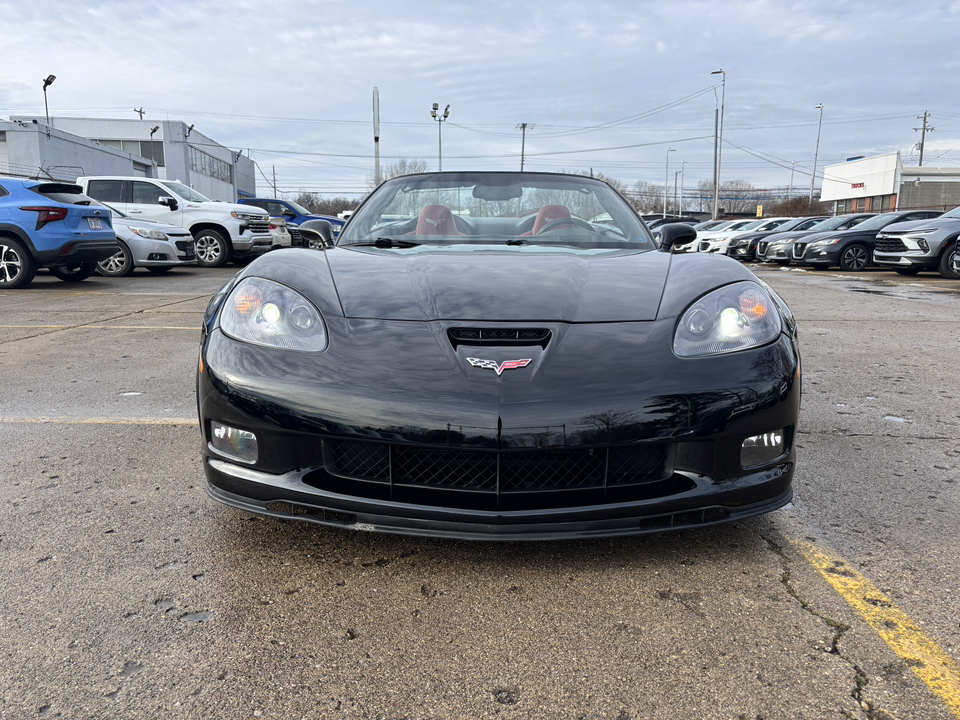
<box><xmin>285</xmin><ymin>160</ymin><xmax>827</xmax><ymax>218</ymax></box>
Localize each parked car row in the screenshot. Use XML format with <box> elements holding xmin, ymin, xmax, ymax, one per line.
<box><xmin>0</xmin><ymin>175</ymin><xmax>338</xmax><ymax>289</ymax></box>
<box><xmin>665</xmin><ymin>208</ymin><xmax>960</xmax><ymax>279</ymax></box>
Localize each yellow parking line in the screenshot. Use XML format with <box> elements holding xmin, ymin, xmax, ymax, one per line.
<box><xmin>795</xmin><ymin>539</ymin><xmax>960</xmax><ymax>715</ymax></box>
<box><xmin>0</xmin><ymin>416</ymin><xmax>198</xmax><ymax>426</ymax></box>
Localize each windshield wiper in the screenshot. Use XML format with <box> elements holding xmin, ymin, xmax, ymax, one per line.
<box><xmin>351</xmin><ymin>237</ymin><xmax>422</xmax><ymax>248</ymax></box>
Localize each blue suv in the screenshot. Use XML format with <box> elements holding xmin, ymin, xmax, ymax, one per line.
<box><xmin>237</xmin><ymin>198</ymin><xmax>345</xmax><ymax>246</ymax></box>
<box><xmin>0</xmin><ymin>177</ymin><xmax>119</xmax><ymax>289</ymax></box>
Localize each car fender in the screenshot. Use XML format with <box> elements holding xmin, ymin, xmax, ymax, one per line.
<box><xmin>0</xmin><ymin>223</ymin><xmax>37</xmax><ymax>255</ymax></box>
<box><xmin>657</xmin><ymin>253</ymin><xmax>760</xmax><ymax>321</ymax></box>
<box><xmin>227</xmin><ymin>248</ymin><xmax>344</xmax><ymax>321</ymax></box>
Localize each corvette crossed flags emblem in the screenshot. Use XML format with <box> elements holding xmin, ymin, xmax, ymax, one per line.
<box><xmin>466</xmin><ymin>357</ymin><xmax>532</xmax><ymax>375</ymax></box>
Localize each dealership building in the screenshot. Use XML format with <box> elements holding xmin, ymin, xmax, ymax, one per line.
<box><xmin>820</xmin><ymin>152</ymin><xmax>960</xmax><ymax>214</ymax></box>
<box><xmin>1</xmin><ymin>117</ymin><xmax>256</xmax><ymax>202</ymax></box>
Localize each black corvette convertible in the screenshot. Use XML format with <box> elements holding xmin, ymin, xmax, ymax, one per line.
<box><xmin>197</xmin><ymin>171</ymin><xmax>800</xmax><ymax>539</ymax></box>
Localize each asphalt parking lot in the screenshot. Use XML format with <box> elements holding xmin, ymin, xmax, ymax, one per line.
<box><xmin>1</xmin><ymin>263</ymin><xmax>959</xmax><ymax>719</ymax></box>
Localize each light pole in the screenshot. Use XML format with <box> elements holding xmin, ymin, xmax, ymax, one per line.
<box><xmin>431</xmin><ymin>103</ymin><xmax>450</xmax><ymax>171</ymax></box>
<box><xmin>663</xmin><ymin>148</ymin><xmax>676</xmax><ymax>218</ymax></box>
<box><xmin>809</xmin><ymin>103</ymin><xmax>824</xmax><ymax>203</ymax></box>
<box><xmin>42</xmin><ymin>74</ymin><xmax>56</xmax><ymax>125</ymax></box>
<box><xmin>711</xmin><ymin>69</ymin><xmax>725</xmax><ymax>219</ymax></box>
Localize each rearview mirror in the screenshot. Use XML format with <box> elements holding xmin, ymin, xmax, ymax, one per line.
<box><xmin>299</xmin><ymin>219</ymin><xmax>334</xmax><ymax>249</ymax></box>
<box><xmin>657</xmin><ymin>223</ymin><xmax>697</xmax><ymax>253</ymax></box>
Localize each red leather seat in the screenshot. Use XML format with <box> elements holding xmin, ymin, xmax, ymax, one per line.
<box><xmin>524</xmin><ymin>205</ymin><xmax>573</xmax><ymax>235</ymax></box>
<box><xmin>411</xmin><ymin>205</ymin><xmax>464</xmax><ymax>236</ymax></box>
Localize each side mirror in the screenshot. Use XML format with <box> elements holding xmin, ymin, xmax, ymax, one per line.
<box><xmin>298</xmin><ymin>219</ymin><xmax>334</xmax><ymax>249</ymax></box>
<box><xmin>159</xmin><ymin>196</ymin><xmax>179</xmax><ymax>211</ymax></box>
<box><xmin>284</xmin><ymin>210</ymin><xmax>297</xmax><ymax>218</ymax></box>
<box><xmin>657</xmin><ymin>223</ymin><xmax>697</xmax><ymax>253</ymax></box>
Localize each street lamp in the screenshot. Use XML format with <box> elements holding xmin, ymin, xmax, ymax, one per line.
<box><xmin>430</xmin><ymin>102</ymin><xmax>450</xmax><ymax>171</ymax></box>
<box><xmin>711</xmin><ymin>69</ymin><xmax>725</xmax><ymax>219</ymax></box>
<box><xmin>42</xmin><ymin>74</ymin><xmax>56</xmax><ymax>125</ymax></box>
<box><xmin>809</xmin><ymin>103</ymin><xmax>824</xmax><ymax>203</ymax></box>
<box><xmin>663</xmin><ymin>148</ymin><xmax>676</xmax><ymax>218</ymax></box>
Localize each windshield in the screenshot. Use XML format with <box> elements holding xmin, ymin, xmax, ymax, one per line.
<box><xmin>339</xmin><ymin>172</ymin><xmax>654</xmax><ymax>249</ymax></box>
<box><xmin>160</xmin><ymin>181</ymin><xmax>211</xmax><ymax>203</ymax></box>
<box><xmin>808</xmin><ymin>214</ymin><xmax>869</xmax><ymax>232</ymax></box>
<box><xmin>849</xmin><ymin>214</ymin><xmax>897</xmax><ymax>231</ymax></box>
<box><xmin>289</xmin><ymin>200</ymin><xmax>311</xmax><ymax>214</ymax></box>
<box><xmin>941</xmin><ymin>205</ymin><xmax>960</xmax><ymax>219</ymax></box>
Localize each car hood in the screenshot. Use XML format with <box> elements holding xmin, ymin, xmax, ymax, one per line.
<box><xmin>325</xmin><ymin>245</ymin><xmax>671</xmax><ymax>322</ymax></box>
<box><xmin>304</xmin><ymin>214</ymin><xmax>345</xmax><ymax>225</ymax></box>
<box><xmin>186</xmin><ymin>201</ymin><xmax>266</xmax><ymax>217</ymax></box>
<box><xmin>878</xmin><ymin>217</ymin><xmax>960</xmax><ymax>234</ymax></box>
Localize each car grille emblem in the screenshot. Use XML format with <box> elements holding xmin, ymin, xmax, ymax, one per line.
<box><xmin>467</xmin><ymin>357</ymin><xmax>532</xmax><ymax>375</ymax></box>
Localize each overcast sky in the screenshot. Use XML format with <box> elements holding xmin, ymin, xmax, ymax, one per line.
<box><xmin>3</xmin><ymin>0</ymin><xmax>959</xmax><ymax>200</ymax></box>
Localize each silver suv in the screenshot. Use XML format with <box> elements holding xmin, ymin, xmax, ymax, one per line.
<box><xmin>874</xmin><ymin>205</ymin><xmax>960</xmax><ymax>278</ymax></box>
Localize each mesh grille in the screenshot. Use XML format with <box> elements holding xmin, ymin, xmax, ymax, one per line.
<box><xmin>875</xmin><ymin>237</ymin><xmax>907</xmax><ymax>253</ymax></box>
<box><xmin>326</xmin><ymin>439</ymin><xmax>667</xmax><ymax>493</ymax></box>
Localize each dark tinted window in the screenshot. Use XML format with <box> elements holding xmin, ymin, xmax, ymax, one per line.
<box><xmin>86</xmin><ymin>180</ymin><xmax>124</xmax><ymax>203</ymax></box>
<box><xmin>0</xmin><ymin>183</ymin><xmax>8</xmax><ymax>198</ymax></box>
<box><xmin>244</xmin><ymin>200</ymin><xmax>268</xmax><ymax>211</ymax></box>
<box><xmin>132</xmin><ymin>181</ymin><xmax>172</xmax><ymax>204</ymax></box>
<box><xmin>30</xmin><ymin>183</ymin><xmax>94</xmax><ymax>205</ymax></box>
<box><xmin>267</xmin><ymin>202</ymin><xmax>291</xmax><ymax>215</ymax></box>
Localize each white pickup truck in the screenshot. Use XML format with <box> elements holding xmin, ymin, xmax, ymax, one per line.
<box><xmin>76</xmin><ymin>176</ymin><xmax>272</xmax><ymax>267</ymax></box>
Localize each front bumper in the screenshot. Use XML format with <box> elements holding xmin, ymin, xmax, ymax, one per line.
<box><xmin>874</xmin><ymin>253</ymin><xmax>937</xmax><ymax>270</ymax></box>
<box><xmin>197</xmin><ymin>320</ymin><xmax>801</xmax><ymax>539</ymax></box>
<box><xmin>205</xmin><ymin>459</ymin><xmax>793</xmax><ymax>540</ymax></box>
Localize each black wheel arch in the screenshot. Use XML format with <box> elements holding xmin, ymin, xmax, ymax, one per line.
<box><xmin>0</xmin><ymin>225</ymin><xmax>38</xmax><ymax>256</ymax></box>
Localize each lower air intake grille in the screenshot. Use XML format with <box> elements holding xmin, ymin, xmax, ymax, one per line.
<box><xmin>325</xmin><ymin>440</ymin><xmax>668</xmax><ymax>493</ymax></box>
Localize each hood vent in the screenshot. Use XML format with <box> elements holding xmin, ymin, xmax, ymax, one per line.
<box><xmin>448</xmin><ymin>328</ymin><xmax>551</xmax><ymax>349</ymax></box>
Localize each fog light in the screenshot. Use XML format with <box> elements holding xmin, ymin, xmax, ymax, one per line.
<box><xmin>209</xmin><ymin>421</ymin><xmax>258</xmax><ymax>463</ymax></box>
<box><xmin>741</xmin><ymin>429</ymin><xmax>784</xmax><ymax>468</ymax></box>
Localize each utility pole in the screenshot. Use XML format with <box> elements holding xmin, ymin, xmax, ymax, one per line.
<box><xmin>272</xmin><ymin>166</ymin><xmax>277</xmax><ymax>195</ymax></box>
<box><xmin>373</xmin><ymin>87</ymin><xmax>381</xmax><ymax>185</ymax></box>
<box><xmin>914</xmin><ymin>111</ymin><xmax>934</xmax><ymax>166</ymax></box>
<box><xmin>711</xmin><ymin>69</ymin><xmax>726</xmax><ymax>220</ymax></box>
<box><xmin>516</xmin><ymin>123</ymin><xmax>534</xmax><ymax>171</ymax></box>
<box><xmin>134</xmin><ymin>107</ymin><xmax>144</xmax><ymax>119</ymax></box>
<box><xmin>663</xmin><ymin>148</ymin><xmax>676</xmax><ymax>218</ymax></box>
<box><xmin>431</xmin><ymin>103</ymin><xmax>450</xmax><ymax>171</ymax></box>
<box><xmin>809</xmin><ymin>104</ymin><xmax>824</xmax><ymax>203</ymax></box>
<box><xmin>788</xmin><ymin>160</ymin><xmax>796</xmax><ymax>199</ymax></box>
<box><xmin>679</xmin><ymin>160</ymin><xmax>686</xmax><ymax>216</ymax></box>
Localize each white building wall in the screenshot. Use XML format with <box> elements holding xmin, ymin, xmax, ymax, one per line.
<box><xmin>8</xmin><ymin>116</ymin><xmax>256</xmax><ymax>201</ymax></box>
<box><xmin>0</xmin><ymin>122</ymin><xmax>153</xmax><ymax>182</ymax></box>
<box><xmin>820</xmin><ymin>152</ymin><xmax>901</xmax><ymax>202</ymax></box>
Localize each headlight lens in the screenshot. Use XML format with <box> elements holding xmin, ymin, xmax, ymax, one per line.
<box><xmin>232</xmin><ymin>211</ymin><xmax>267</xmax><ymax>222</ymax></box>
<box><xmin>220</xmin><ymin>277</ymin><xmax>327</xmax><ymax>352</ymax></box>
<box><xmin>130</xmin><ymin>227</ymin><xmax>169</xmax><ymax>241</ymax></box>
<box><xmin>674</xmin><ymin>281</ymin><xmax>782</xmax><ymax>357</ymax></box>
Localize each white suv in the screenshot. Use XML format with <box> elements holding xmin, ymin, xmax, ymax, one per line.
<box><xmin>77</xmin><ymin>177</ymin><xmax>271</xmax><ymax>267</ymax></box>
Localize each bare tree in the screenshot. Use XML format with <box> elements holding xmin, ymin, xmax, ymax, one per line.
<box><xmin>696</xmin><ymin>179</ymin><xmax>761</xmax><ymax>215</ymax></box>
<box><xmin>765</xmin><ymin>196</ymin><xmax>829</xmax><ymax>216</ymax></box>
<box><xmin>365</xmin><ymin>158</ymin><xmax>429</xmax><ymax>191</ymax></box>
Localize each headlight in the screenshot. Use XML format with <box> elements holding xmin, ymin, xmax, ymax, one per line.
<box><xmin>129</xmin><ymin>227</ymin><xmax>169</xmax><ymax>241</ymax></box>
<box><xmin>674</xmin><ymin>281</ymin><xmax>782</xmax><ymax>357</ymax></box>
<box><xmin>220</xmin><ymin>277</ymin><xmax>327</xmax><ymax>352</ymax></box>
<box><xmin>809</xmin><ymin>236</ymin><xmax>842</xmax><ymax>248</ymax></box>
<box><xmin>231</xmin><ymin>211</ymin><xmax>267</xmax><ymax>222</ymax></box>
